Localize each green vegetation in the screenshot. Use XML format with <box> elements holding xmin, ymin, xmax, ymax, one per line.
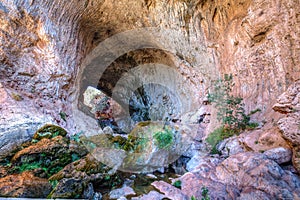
<box><xmin>201</xmin><ymin>186</ymin><xmax>210</xmax><ymax>200</ymax></box>
<box><xmin>10</xmin><ymin>153</ymin><xmax>69</xmax><ymax>178</ymax></box>
<box><xmin>191</xmin><ymin>196</ymin><xmax>197</xmax><ymax>200</ymax></box>
<box><xmin>33</xmin><ymin>124</ymin><xmax>67</xmax><ymax>141</ymax></box>
<box><xmin>173</xmin><ymin>180</ymin><xmax>182</xmax><ymax>189</ymax></box>
<box><xmin>49</xmin><ymin>180</ymin><xmax>58</xmax><ymax>189</ymax></box>
<box><xmin>206</xmin><ymin>127</ymin><xmax>235</xmax><ymax>148</ymax></box>
<box><xmin>246</xmin><ymin>122</ymin><xmax>259</xmax><ymax>130</ymax></box>
<box><xmin>208</xmin><ymin>74</ymin><xmax>249</xmax><ymax>130</ymax></box>
<box><xmin>153</xmin><ymin>127</ymin><xmax>174</xmax><ymax>149</ymax></box>
<box><xmin>109</xmin><ymin>125</ymin><xmax>175</xmax><ymax>152</ymax></box>
<box><xmin>207</xmin><ymin>74</ymin><xmax>260</xmax><ymax>153</ymax></box>
<box><xmin>12</xmin><ymin>160</ymin><xmax>43</xmax><ymax>172</ymax></box>
<box><xmin>59</xmin><ymin>111</ymin><xmax>67</xmax><ymax>122</ymax></box>
<box><xmin>70</xmin><ymin>131</ymin><xmax>84</xmax><ymax>143</ymax></box>
<box><xmin>71</xmin><ymin>153</ymin><xmax>81</xmax><ymax>162</ymax></box>
<box><xmin>123</xmin><ymin>135</ymin><xmax>150</xmax><ymax>153</ymax></box>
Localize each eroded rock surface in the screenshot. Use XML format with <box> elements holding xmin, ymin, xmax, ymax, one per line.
<box><xmin>0</xmin><ymin>172</ymin><xmax>52</xmax><ymax>198</ymax></box>
<box><xmin>0</xmin><ymin>0</ymin><xmax>300</xmax><ymax>199</ymax></box>
<box><xmin>215</xmin><ymin>152</ymin><xmax>300</xmax><ymax>199</ymax></box>
<box><xmin>153</xmin><ymin>152</ymin><xmax>300</xmax><ymax>200</ymax></box>
<box><xmin>273</xmin><ymin>80</ymin><xmax>300</xmax><ymax>172</ymax></box>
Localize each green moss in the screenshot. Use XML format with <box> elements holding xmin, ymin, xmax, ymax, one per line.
<box><xmin>173</xmin><ymin>180</ymin><xmax>182</xmax><ymax>189</ymax></box>
<box><xmin>12</xmin><ymin>160</ymin><xmax>42</xmax><ymax>173</ymax></box>
<box><xmin>123</xmin><ymin>135</ymin><xmax>150</xmax><ymax>153</ymax></box>
<box><xmin>59</xmin><ymin>112</ymin><xmax>67</xmax><ymax>122</ymax></box>
<box><xmin>71</xmin><ymin>153</ymin><xmax>81</xmax><ymax>162</ymax></box>
<box><xmin>206</xmin><ymin>126</ymin><xmax>236</xmax><ymax>154</ymax></box>
<box><xmin>10</xmin><ymin>148</ymin><xmax>74</xmax><ymax>178</ymax></box>
<box><xmin>153</xmin><ymin>128</ymin><xmax>174</xmax><ymax>149</ymax></box>
<box><xmin>248</xmin><ymin>108</ymin><xmax>262</xmax><ymax>115</ymax></box>
<box><xmin>206</xmin><ymin>126</ymin><xmax>236</xmax><ymax>147</ymax></box>
<box><xmin>33</xmin><ymin>124</ymin><xmax>67</xmax><ymax>141</ymax></box>
<box><xmin>246</xmin><ymin>122</ymin><xmax>259</xmax><ymax>130</ymax></box>
<box><xmin>49</xmin><ymin>180</ymin><xmax>58</xmax><ymax>189</ymax></box>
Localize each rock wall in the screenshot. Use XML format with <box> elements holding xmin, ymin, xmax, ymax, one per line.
<box><xmin>0</xmin><ymin>0</ymin><xmax>299</xmax><ymax>133</ymax></box>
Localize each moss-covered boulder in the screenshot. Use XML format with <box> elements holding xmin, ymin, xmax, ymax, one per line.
<box><xmin>81</xmin><ymin>121</ymin><xmax>191</xmax><ymax>173</ymax></box>
<box><xmin>32</xmin><ymin>124</ymin><xmax>67</xmax><ymax>141</ymax></box>
<box><xmin>9</xmin><ymin>134</ymin><xmax>88</xmax><ymax>179</ymax></box>
<box><xmin>48</xmin><ymin>154</ymin><xmax>122</xmax><ymax>199</ymax></box>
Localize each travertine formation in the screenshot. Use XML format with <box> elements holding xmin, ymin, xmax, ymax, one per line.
<box><xmin>0</xmin><ymin>0</ymin><xmax>299</xmax><ymax>199</ymax></box>
<box><xmin>273</xmin><ymin>80</ymin><xmax>300</xmax><ymax>173</ymax></box>
<box><xmin>1</xmin><ymin>0</ymin><xmax>299</xmax><ymax>131</ymax></box>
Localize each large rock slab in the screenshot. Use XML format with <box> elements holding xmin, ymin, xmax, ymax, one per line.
<box><xmin>215</xmin><ymin>152</ymin><xmax>300</xmax><ymax>199</ymax></box>
<box><xmin>273</xmin><ymin>80</ymin><xmax>300</xmax><ymax>172</ymax></box>
<box><xmin>0</xmin><ymin>172</ymin><xmax>52</xmax><ymax>198</ymax></box>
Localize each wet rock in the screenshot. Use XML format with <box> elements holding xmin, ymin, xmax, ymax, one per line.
<box><xmin>146</xmin><ymin>174</ymin><xmax>158</xmax><ymax>179</ymax></box>
<box><xmin>49</xmin><ymin>154</ymin><xmax>107</xmax><ymax>182</ymax></box>
<box><xmin>12</xmin><ymin>136</ymin><xmax>69</xmax><ymax>163</ymax></box>
<box><xmin>83</xmin><ymin>182</ymin><xmax>95</xmax><ymax>199</ymax></box>
<box><xmin>0</xmin><ymin>171</ymin><xmax>52</xmax><ymax>198</ymax></box>
<box><xmin>92</xmin><ymin>192</ymin><xmax>103</xmax><ymax>200</ymax></box>
<box><xmin>132</xmin><ymin>191</ymin><xmax>166</xmax><ymax>200</ymax></box>
<box><xmin>48</xmin><ymin>178</ymin><xmax>90</xmax><ymax>199</ymax></box>
<box><xmin>215</xmin><ymin>152</ymin><xmax>300</xmax><ymax>199</ymax></box>
<box><xmin>0</xmin><ymin>166</ymin><xmax>8</xmax><ymax>178</ymax></box>
<box><xmin>48</xmin><ymin>154</ymin><xmax>124</xmax><ymax>198</ymax></box>
<box><xmin>263</xmin><ymin>147</ymin><xmax>292</xmax><ymax>164</ymax></box>
<box><xmin>109</xmin><ymin>186</ymin><xmax>136</xmax><ymax>199</ymax></box>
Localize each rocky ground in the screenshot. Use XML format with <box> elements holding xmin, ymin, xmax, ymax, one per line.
<box><xmin>0</xmin><ymin>81</ymin><xmax>299</xmax><ymax>200</ymax></box>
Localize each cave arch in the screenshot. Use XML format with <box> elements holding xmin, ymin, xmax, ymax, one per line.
<box><xmin>72</xmin><ymin>27</ymin><xmax>201</xmax><ymax>134</ymax></box>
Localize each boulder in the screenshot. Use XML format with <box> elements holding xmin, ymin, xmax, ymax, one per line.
<box><xmin>32</xmin><ymin>124</ymin><xmax>67</xmax><ymax>141</ymax></box>
<box><xmin>132</xmin><ymin>191</ymin><xmax>166</xmax><ymax>200</ymax></box>
<box><xmin>82</xmin><ymin>121</ymin><xmax>192</xmax><ymax>173</ymax></box>
<box><xmin>151</xmin><ymin>181</ymin><xmax>189</xmax><ymax>200</ymax></box>
<box><xmin>109</xmin><ymin>186</ymin><xmax>136</xmax><ymax>199</ymax></box>
<box><xmin>48</xmin><ymin>178</ymin><xmax>91</xmax><ymax>199</ymax></box>
<box><xmin>217</xmin><ymin>136</ymin><xmax>245</xmax><ymax>157</ymax></box>
<box><xmin>0</xmin><ymin>128</ymin><xmax>36</xmax><ymax>160</ymax></box>
<box><xmin>215</xmin><ymin>152</ymin><xmax>300</xmax><ymax>199</ymax></box>
<box><xmin>273</xmin><ymin>80</ymin><xmax>300</xmax><ymax>172</ymax></box>
<box><xmin>0</xmin><ymin>172</ymin><xmax>52</xmax><ymax>198</ymax></box>
<box><xmin>263</xmin><ymin>147</ymin><xmax>292</xmax><ymax>164</ymax></box>
<box><xmin>186</xmin><ymin>152</ymin><xmax>220</xmax><ymax>174</ymax></box>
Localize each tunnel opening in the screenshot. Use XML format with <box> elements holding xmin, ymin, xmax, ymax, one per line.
<box><xmin>128</xmin><ymin>83</ymin><xmax>181</xmax><ymax>123</ymax></box>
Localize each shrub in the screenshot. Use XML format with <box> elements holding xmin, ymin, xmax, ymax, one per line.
<box><xmin>201</xmin><ymin>186</ymin><xmax>210</xmax><ymax>200</ymax></box>
<box><xmin>208</xmin><ymin>74</ymin><xmax>249</xmax><ymax>130</ymax></box>
<box><xmin>207</xmin><ymin>74</ymin><xmax>261</xmax><ymax>152</ymax></box>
